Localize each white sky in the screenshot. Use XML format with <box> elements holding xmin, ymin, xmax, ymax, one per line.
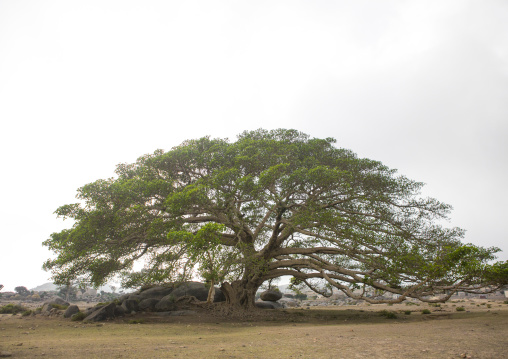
<box><xmin>1</xmin><ymin>0</ymin><xmax>507</xmax><ymax>292</ymax></box>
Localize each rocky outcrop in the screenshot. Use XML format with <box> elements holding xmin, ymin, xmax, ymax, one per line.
<box><xmin>170</xmin><ymin>282</ymin><xmax>209</xmax><ymax>301</ymax></box>
<box><xmin>155</xmin><ymin>294</ymin><xmax>177</xmax><ymax>312</ymax></box>
<box><xmin>138</xmin><ymin>298</ymin><xmax>160</xmax><ymax>312</ymax></box>
<box><xmin>41</xmin><ymin>296</ymin><xmax>70</xmax><ymax>313</ymax></box>
<box><xmin>58</xmin><ymin>281</ymin><xmax>229</xmax><ymax>322</ymax></box>
<box><xmin>137</xmin><ymin>286</ymin><xmax>174</xmax><ymax>300</ymax></box>
<box><xmin>83</xmin><ymin>302</ymin><xmax>116</xmax><ymax>322</ymax></box>
<box><xmin>121</xmin><ymin>299</ymin><xmax>139</xmax><ymax>313</ymax></box>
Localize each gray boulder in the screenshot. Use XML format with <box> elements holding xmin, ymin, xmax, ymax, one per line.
<box><xmin>127</xmin><ymin>294</ymin><xmax>143</xmax><ymax>302</ymax></box>
<box><xmin>121</xmin><ymin>299</ymin><xmax>139</xmax><ymax>313</ymax></box>
<box><xmin>260</xmin><ymin>290</ymin><xmax>282</xmax><ymax>302</ymax></box>
<box><xmin>83</xmin><ymin>303</ymin><xmax>116</xmax><ymax>322</ymax></box>
<box><xmin>84</xmin><ymin>305</ymin><xmax>101</xmax><ymax>316</ymax></box>
<box><xmin>170</xmin><ymin>282</ymin><xmax>224</xmax><ymax>302</ymax></box>
<box><xmin>138</xmin><ymin>286</ymin><xmax>174</xmax><ymax>300</ymax></box>
<box><xmin>138</xmin><ymin>298</ymin><xmax>159</xmax><ymax>312</ymax></box>
<box><xmin>171</xmin><ymin>282</ymin><xmax>209</xmax><ymax>301</ymax></box>
<box><xmin>63</xmin><ymin>305</ymin><xmax>80</xmax><ymax>318</ymax></box>
<box><xmin>155</xmin><ymin>295</ymin><xmax>177</xmax><ymax>312</ymax></box>
<box><xmin>114</xmin><ymin>305</ymin><xmax>126</xmax><ymax>317</ymax></box>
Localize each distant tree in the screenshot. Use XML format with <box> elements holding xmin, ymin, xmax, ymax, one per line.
<box><xmin>14</xmin><ymin>286</ymin><xmax>30</xmax><ymax>296</ymax></box>
<box><xmin>43</xmin><ymin>129</ymin><xmax>508</xmax><ymax>309</ymax></box>
<box><xmin>57</xmin><ymin>282</ymin><xmax>77</xmax><ymax>301</ymax></box>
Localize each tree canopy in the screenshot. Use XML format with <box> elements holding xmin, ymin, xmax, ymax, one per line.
<box><xmin>43</xmin><ymin>129</ymin><xmax>507</xmax><ymax>308</ymax></box>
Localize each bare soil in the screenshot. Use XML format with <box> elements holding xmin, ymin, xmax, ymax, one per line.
<box><xmin>1</xmin><ymin>299</ymin><xmax>507</xmax><ymax>358</ymax></box>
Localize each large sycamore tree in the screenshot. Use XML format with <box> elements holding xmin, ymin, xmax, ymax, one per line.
<box><xmin>44</xmin><ymin>129</ymin><xmax>507</xmax><ymax>308</ymax></box>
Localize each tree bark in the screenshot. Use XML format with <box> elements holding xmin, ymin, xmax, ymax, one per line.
<box><xmin>206</xmin><ymin>279</ymin><xmax>215</xmax><ymax>303</ymax></box>
<box><xmin>220</xmin><ymin>280</ymin><xmax>260</xmax><ymax>309</ymax></box>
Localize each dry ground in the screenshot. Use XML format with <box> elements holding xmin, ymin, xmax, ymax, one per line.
<box><xmin>1</xmin><ymin>300</ymin><xmax>507</xmax><ymax>358</ymax></box>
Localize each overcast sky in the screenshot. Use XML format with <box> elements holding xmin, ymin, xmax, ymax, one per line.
<box><xmin>1</xmin><ymin>0</ymin><xmax>507</xmax><ymax>292</ymax></box>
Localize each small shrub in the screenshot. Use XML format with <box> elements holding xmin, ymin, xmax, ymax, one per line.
<box><xmin>379</xmin><ymin>310</ymin><xmax>397</xmax><ymax>319</ymax></box>
<box><xmin>421</xmin><ymin>309</ymin><xmax>431</xmax><ymax>314</ymax></box>
<box><xmin>404</xmin><ymin>310</ymin><xmax>411</xmax><ymax>315</ymax></box>
<box><xmin>487</xmin><ymin>304</ymin><xmax>491</xmax><ymax>308</ymax></box>
<box><xmin>51</xmin><ymin>304</ymin><xmax>68</xmax><ymax>310</ymax></box>
<box><xmin>456</xmin><ymin>307</ymin><xmax>465</xmax><ymax>311</ymax></box>
<box><xmin>503</xmin><ymin>300</ymin><xmax>508</xmax><ymax>304</ymax></box>
<box><xmin>429</xmin><ymin>303</ymin><xmax>441</xmax><ymax>307</ymax></box>
<box><xmin>71</xmin><ymin>312</ymin><xmax>87</xmax><ymax>321</ymax></box>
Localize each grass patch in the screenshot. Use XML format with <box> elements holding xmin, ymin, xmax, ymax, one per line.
<box><xmin>403</xmin><ymin>310</ymin><xmax>411</xmax><ymax>315</ymax></box>
<box><xmin>421</xmin><ymin>309</ymin><xmax>431</xmax><ymax>315</ymax></box>
<box><xmin>456</xmin><ymin>307</ymin><xmax>465</xmax><ymax>312</ymax></box>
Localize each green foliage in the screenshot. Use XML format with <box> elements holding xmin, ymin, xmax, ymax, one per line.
<box><xmin>0</xmin><ymin>304</ymin><xmax>28</xmax><ymax>314</ymax></box>
<box><xmin>43</xmin><ymin>129</ymin><xmax>506</xmax><ymax>307</ymax></box>
<box><xmin>21</xmin><ymin>310</ymin><xmax>33</xmax><ymax>317</ymax></box>
<box><xmin>404</xmin><ymin>310</ymin><xmax>411</xmax><ymax>315</ymax></box>
<box><xmin>51</xmin><ymin>304</ymin><xmax>69</xmax><ymax>310</ymax></box>
<box><xmin>421</xmin><ymin>309</ymin><xmax>431</xmax><ymax>314</ymax></box>
<box><xmin>71</xmin><ymin>312</ymin><xmax>87</xmax><ymax>321</ymax></box>
<box><xmin>456</xmin><ymin>307</ymin><xmax>465</xmax><ymax>311</ymax></box>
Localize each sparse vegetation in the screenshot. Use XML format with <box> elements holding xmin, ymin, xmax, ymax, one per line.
<box><xmin>421</xmin><ymin>309</ymin><xmax>431</xmax><ymax>314</ymax></box>
<box><xmin>71</xmin><ymin>312</ymin><xmax>87</xmax><ymax>321</ymax></box>
<box><xmin>0</xmin><ymin>303</ymin><xmax>28</xmax><ymax>314</ymax></box>
<box><xmin>404</xmin><ymin>310</ymin><xmax>411</xmax><ymax>315</ymax></box>
<box><xmin>379</xmin><ymin>310</ymin><xmax>397</xmax><ymax>319</ymax></box>
<box><xmin>456</xmin><ymin>307</ymin><xmax>466</xmax><ymax>311</ymax></box>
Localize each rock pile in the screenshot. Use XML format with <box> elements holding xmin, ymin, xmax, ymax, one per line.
<box><xmin>39</xmin><ymin>281</ymin><xmax>225</xmax><ymax>322</ymax></box>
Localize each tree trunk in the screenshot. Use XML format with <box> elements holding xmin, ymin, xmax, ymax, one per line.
<box><xmin>220</xmin><ymin>280</ymin><xmax>259</xmax><ymax>309</ymax></box>
<box><xmin>207</xmin><ymin>279</ymin><xmax>215</xmax><ymax>303</ymax></box>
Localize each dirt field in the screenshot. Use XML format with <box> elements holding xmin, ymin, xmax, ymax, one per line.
<box><xmin>1</xmin><ymin>300</ymin><xmax>507</xmax><ymax>358</ymax></box>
